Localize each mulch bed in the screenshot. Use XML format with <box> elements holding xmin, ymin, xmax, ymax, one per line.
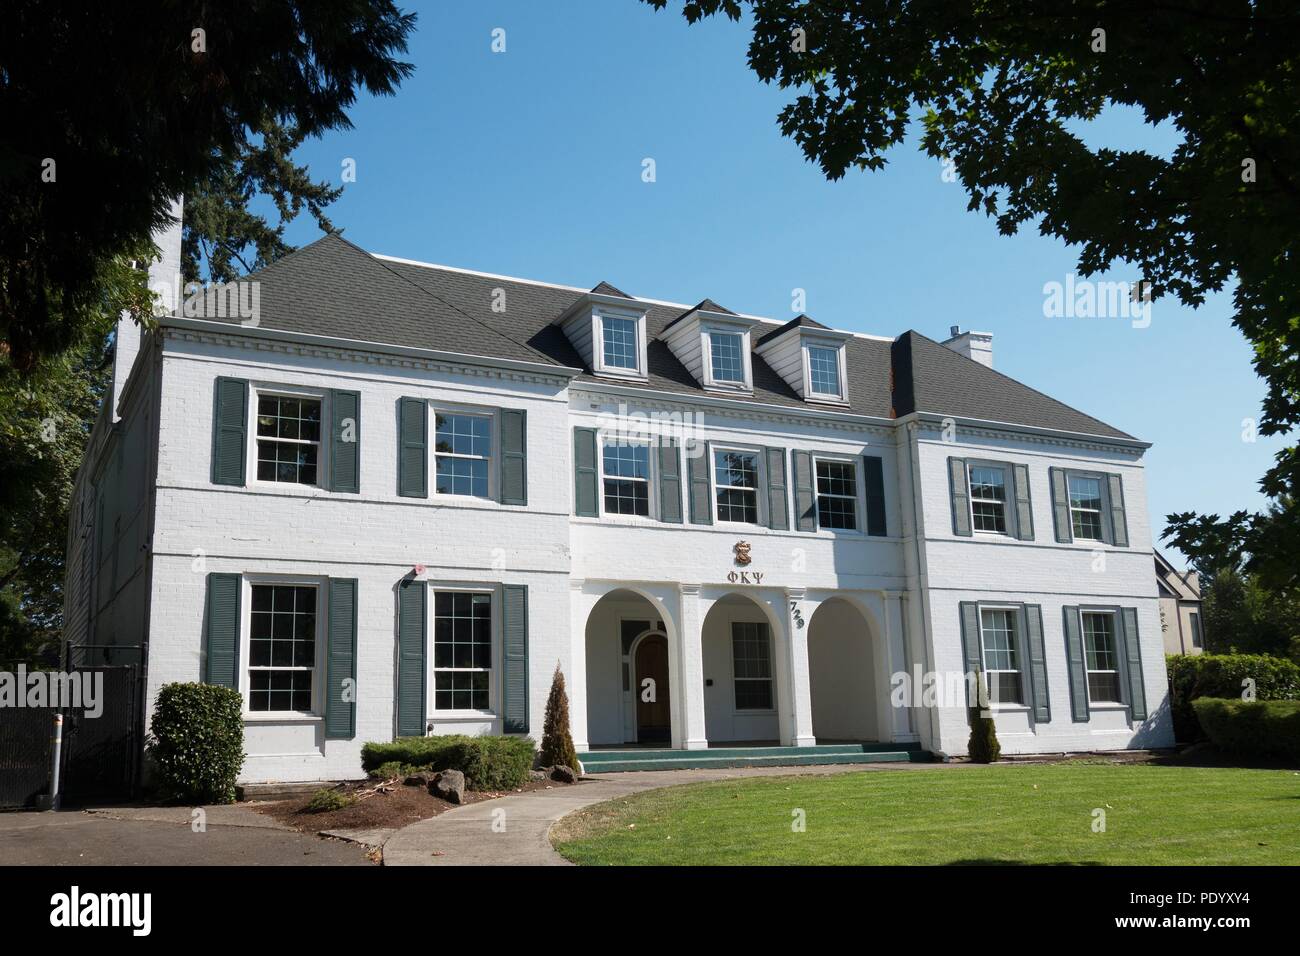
<box><xmin>252</xmin><ymin>776</ymin><xmax>566</xmax><ymax>834</ymax></box>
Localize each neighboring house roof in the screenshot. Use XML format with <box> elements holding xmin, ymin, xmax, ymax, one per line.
<box><xmin>1155</xmin><ymin>551</ymin><xmax>1202</xmax><ymax>601</ymax></box>
<box><xmin>182</xmin><ymin>233</ymin><xmax>1138</xmax><ymax>440</ymax></box>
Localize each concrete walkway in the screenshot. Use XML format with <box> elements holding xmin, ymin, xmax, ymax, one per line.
<box><xmin>383</xmin><ymin>761</ymin><xmax>950</xmax><ymax>866</ymax></box>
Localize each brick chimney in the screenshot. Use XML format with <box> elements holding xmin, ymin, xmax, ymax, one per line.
<box><xmin>941</xmin><ymin>325</ymin><xmax>993</xmax><ymax>369</ymax></box>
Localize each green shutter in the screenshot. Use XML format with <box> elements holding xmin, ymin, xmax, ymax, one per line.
<box><xmin>329</xmin><ymin>390</ymin><xmax>360</xmax><ymax>493</ymax></box>
<box><xmin>864</xmin><ymin>455</ymin><xmax>886</xmax><ymax>536</ymax></box>
<box><xmin>792</xmin><ymin>450</ymin><xmax>815</xmax><ymax>532</ymax></box>
<box><xmin>211</xmin><ymin>377</ymin><xmax>248</xmax><ymax>486</ymax></box>
<box><xmin>1062</xmin><ymin>606</ymin><xmax>1089</xmax><ymax>722</ymax></box>
<box><xmin>397</xmin><ymin>398</ymin><xmax>427</xmax><ymax>498</ymax></box>
<box><xmin>325</xmin><ymin>578</ymin><xmax>358</xmax><ymax>739</ymax></box>
<box><xmin>687</xmin><ymin>440</ymin><xmax>713</xmax><ymax>525</ymax></box>
<box><xmin>1107</xmin><ymin>474</ymin><xmax>1129</xmax><ymax>547</ymax></box>
<box><xmin>948</xmin><ymin>458</ymin><xmax>971</xmax><ymax>537</ymax></box>
<box><xmin>1119</xmin><ymin>606</ymin><xmax>1146</xmax><ymax>721</ymax></box>
<box><xmin>499</xmin><ymin>408</ymin><xmax>527</xmax><ymax>505</ymax></box>
<box><xmin>959</xmin><ymin>601</ymin><xmax>982</xmax><ymax>711</ymax></box>
<box><xmin>501</xmin><ymin>584</ymin><xmax>529</xmax><ymax>734</ymax></box>
<box><xmin>573</xmin><ymin>427</ymin><xmax>598</xmax><ymax>517</ymax></box>
<box><xmin>1021</xmin><ymin>604</ymin><xmax>1050</xmax><ymax>723</ymax></box>
<box><xmin>396</xmin><ymin>578</ymin><xmax>426</xmax><ymax>737</ymax></box>
<box><xmin>765</xmin><ymin>447</ymin><xmax>789</xmax><ymax>531</ymax></box>
<box><xmin>1011</xmin><ymin>463</ymin><xmax>1033</xmax><ymax>541</ymax></box>
<box><xmin>204</xmin><ymin>573</ymin><xmax>241</xmax><ymax>689</ymax></box>
<box><xmin>658</xmin><ymin>439</ymin><xmax>682</xmax><ymax>523</ymax></box>
<box><xmin>1050</xmin><ymin>468</ymin><xmax>1072</xmax><ymax>543</ymax></box>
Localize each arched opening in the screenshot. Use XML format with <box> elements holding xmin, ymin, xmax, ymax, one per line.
<box><xmin>583</xmin><ymin>589</ymin><xmax>671</xmax><ymax>747</ymax></box>
<box><xmin>807</xmin><ymin>598</ymin><xmax>879</xmax><ymax>742</ymax></box>
<box><xmin>701</xmin><ymin>593</ymin><xmax>780</xmax><ymax>745</ymax></box>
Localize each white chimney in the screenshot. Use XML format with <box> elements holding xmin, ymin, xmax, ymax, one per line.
<box><xmin>112</xmin><ymin>196</ymin><xmax>183</xmax><ymax>419</ymax></box>
<box><xmin>941</xmin><ymin>324</ymin><xmax>993</xmax><ymax>369</ymax></box>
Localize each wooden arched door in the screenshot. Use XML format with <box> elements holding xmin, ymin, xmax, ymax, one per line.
<box><xmin>634</xmin><ymin>633</ymin><xmax>670</xmax><ymax>743</ymax></box>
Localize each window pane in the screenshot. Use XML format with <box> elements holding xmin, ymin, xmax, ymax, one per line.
<box><xmin>815</xmin><ymin>459</ymin><xmax>857</xmax><ymax>530</ymax></box>
<box><xmin>604</xmin><ymin>479</ymin><xmax>649</xmax><ymax>515</ymax></box>
<box><xmin>714</xmin><ymin>450</ymin><xmax>758</xmax><ymax>488</ymax></box>
<box><xmin>435</xmin><ymin>414</ymin><xmax>491</xmax><ymax>457</ymax></box>
<box><xmin>256</xmin><ymin>439</ymin><xmax>319</xmax><ymax>486</ymax></box>
<box><xmin>1072</xmin><ymin>508</ymin><xmax>1104</xmax><ymax>540</ymax></box>
<box><xmin>1068</xmin><ymin>475</ymin><xmax>1102</xmax><ymax>510</ymax></box>
<box><xmin>1083</xmin><ymin>614</ymin><xmax>1117</xmax><ymax>670</ymax></box>
<box><xmin>808</xmin><ymin>345</ymin><xmax>841</xmax><ymax>395</ymax></box>
<box><xmin>436</xmin><ymin>456</ymin><xmax>490</xmax><ymax>497</ymax></box>
<box><xmin>716</xmin><ymin>488</ymin><xmax>758</xmax><ymax>523</ymax></box>
<box><xmin>603</xmin><ymin>443</ymin><xmax>649</xmax><ymax>479</ymax></box>
<box><xmin>1087</xmin><ymin>671</ymin><xmax>1121</xmax><ymax>703</ymax></box>
<box><xmin>732</xmin><ymin>621</ymin><xmax>774</xmax><ymax>710</ymax></box>
<box><xmin>602</xmin><ymin>317</ymin><xmax>638</xmax><ymax>369</ymax></box>
<box><xmin>710</xmin><ymin>332</ymin><xmax>745</xmax><ymax>382</ymax></box>
<box><xmin>433</xmin><ymin>591</ymin><xmax>493</xmax><ymax>711</ymax></box>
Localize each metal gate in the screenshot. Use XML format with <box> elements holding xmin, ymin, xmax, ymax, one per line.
<box><xmin>0</xmin><ymin>665</ymin><xmax>56</xmax><ymax>808</ymax></box>
<box><xmin>60</xmin><ymin>644</ymin><xmax>142</xmax><ymax>806</ymax></box>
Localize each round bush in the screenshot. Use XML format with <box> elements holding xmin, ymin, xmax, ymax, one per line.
<box><xmin>148</xmin><ymin>682</ymin><xmax>245</xmax><ymax>804</ymax></box>
<box><xmin>1167</xmin><ymin>653</ymin><xmax>1300</xmax><ymax>742</ymax></box>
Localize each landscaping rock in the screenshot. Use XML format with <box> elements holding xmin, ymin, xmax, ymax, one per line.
<box><xmin>404</xmin><ymin>772</ymin><xmax>436</xmax><ymax>787</ymax></box>
<box><xmin>550</xmin><ymin>765</ymin><xmax>577</xmax><ymax>784</ymax></box>
<box><xmin>528</xmin><ymin>769</ymin><xmax>546</xmax><ymax>782</ymax></box>
<box><xmin>432</xmin><ymin>769</ymin><xmax>465</xmax><ymax>804</ymax></box>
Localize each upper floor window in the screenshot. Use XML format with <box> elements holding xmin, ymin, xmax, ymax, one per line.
<box><xmin>435</xmin><ymin>412</ymin><xmax>491</xmax><ymax>498</ymax></box>
<box><xmin>601</xmin><ymin>316</ymin><xmax>639</xmax><ymax>371</ymax></box>
<box><xmin>969</xmin><ymin>464</ymin><xmax>1008</xmax><ymax>534</ymax></box>
<box><xmin>1082</xmin><ymin>611</ymin><xmax>1121</xmax><ymax>703</ymax></box>
<box><xmin>732</xmin><ymin>621</ymin><xmax>773</xmax><ymax>710</ymax></box>
<box><xmin>433</xmin><ymin>590</ymin><xmax>492</xmax><ymax>711</ymax></box>
<box><xmin>256</xmin><ymin>395</ymin><xmax>321</xmax><ymax>485</ymax></box>
<box><xmin>248</xmin><ymin>583</ymin><xmax>318</xmax><ymax>713</ymax></box>
<box><xmin>978</xmin><ymin>607</ymin><xmax>1023</xmax><ymax>704</ymax></box>
<box><xmin>1189</xmin><ymin>610</ymin><xmax>1203</xmax><ymax>649</ymax></box>
<box><xmin>602</xmin><ymin>441</ymin><xmax>651</xmax><ymax>516</ymax></box>
<box><xmin>815</xmin><ymin>458</ymin><xmax>857</xmax><ymax>530</ymax></box>
<box><xmin>1068</xmin><ymin>474</ymin><xmax>1105</xmax><ymax>540</ymax></box>
<box><xmin>714</xmin><ymin>448</ymin><xmax>761</xmax><ymax>524</ymax></box>
<box><xmin>709</xmin><ymin>331</ymin><xmax>745</xmax><ymax>384</ymax></box>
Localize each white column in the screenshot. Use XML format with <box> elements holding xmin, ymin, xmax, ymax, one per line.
<box><xmin>883</xmin><ymin>590</ymin><xmax>916</xmax><ymax>739</ymax></box>
<box><xmin>677</xmin><ymin>584</ymin><xmax>708</xmax><ymax>750</ymax></box>
<box><xmin>569</xmin><ymin>580</ymin><xmax>591</xmax><ymax>752</ymax></box>
<box><xmin>784</xmin><ymin>588</ymin><xmax>816</xmax><ymax>747</ymax></box>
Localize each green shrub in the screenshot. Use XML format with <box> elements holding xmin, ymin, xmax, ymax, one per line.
<box><xmin>368</xmin><ymin>760</ymin><xmax>417</xmax><ymax>781</ymax></box>
<box><xmin>966</xmin><ymin>672</ymin><xmax>1001</xmax><ymax>763</ymax></box>
<box><xmin>304</xmin><ymin>787</ymin><xmax>355</xmax><ymax>813</ymax></box>
<box><xmin>1167</xmin><ymin>653</ymin><xmax>1300</xmax><ymax>742</ymax></box>
<box><xmin>1192</xmin><ymin>698</ymin><xmax>1300</xmax><ymax>760</ymax></box>
<box><xmin>147</xmin><ymin>682</ymin><xmax>245</xmax><ymax>804</ymax></box>
<box><xmin>539</xmin><ymin>663</ymin><xmax>580</xmax><ymax>772</ymax></box>
<box><xmin>361</xmin><ymin>734</ymin><xmax>535</xmax><ymax>791</ymax></box>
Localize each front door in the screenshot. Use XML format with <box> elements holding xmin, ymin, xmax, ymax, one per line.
<box><xmin>634</xmin><ymin>634</ymin><xmax>670</xmax><ymax>743</ymax></box>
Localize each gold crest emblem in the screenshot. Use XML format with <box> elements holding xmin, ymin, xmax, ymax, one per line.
<box><xmin>733</xmin><ymin>540</ymin><xmax>752</xmax><ymax>566</ymax></box>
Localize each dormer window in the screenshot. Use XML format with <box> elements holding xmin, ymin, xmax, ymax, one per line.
<box><xmin>806</xmin><ymin>344</ymin><xmax>842</xmax><ymax>398</ymax></box>
<box><xmin>660</xmin><ymin>299</ymin><xmax>756</xmax><ymax>394</ymax></box>
<box><xmin>557</xmin><ymin>284</ymin><xmax>650</xmax><ymax>381</ymax></box>
<box><xmin>601</xmin><ymin>315</ymin><xmax>640</xmax><ymax>371</ymax></box>
<box><xmin>707</xmin><ymin>329</ymin><xmax>747</xmax><ymax>386</ymax></box>
<box><xmin>753</xmin><ymin>315</ymin><xmax>852</xmax><ymax>405</ymax></box>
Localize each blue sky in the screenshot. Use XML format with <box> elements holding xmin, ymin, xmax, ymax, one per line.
<box><xmin>274</xmin><ymin>0</ymin><xmax>1283</xmax><ymax>565</ymax></box>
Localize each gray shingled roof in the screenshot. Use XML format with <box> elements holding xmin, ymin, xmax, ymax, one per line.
<box><xmin>181</xmin><ymin>234</ymin><xmax>1135</xmax><ymax>440</ymax></box>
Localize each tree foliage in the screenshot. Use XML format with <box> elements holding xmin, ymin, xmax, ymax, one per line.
<box><xmin>646</xmin><ymin>0</ymin><xmax>1299</xmax><ymax>581</ymax></box>
<box><xmin>540</xmin><ymin>663</ymin><xmax>581</xmax><ymax>772</ymax></box>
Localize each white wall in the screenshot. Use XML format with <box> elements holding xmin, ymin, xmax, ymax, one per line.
<box><xmin>808</xmin><ymin>599</ymin><xmax>878</xmax><ymax>741</ymax></box>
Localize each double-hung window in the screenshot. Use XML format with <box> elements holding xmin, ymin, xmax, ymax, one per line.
<box><xmin>978</xmin><ymin>607</ymin><xmax>1023</xmax><ymax>704</ymax></box>
<box><xmin>1068</xmin><ymin>474</ymin><xmax>1105</xmax><ymax>540</ymax></box>
<box><xmin>731</xmin><ymin>622</ymin><xmax>773</xmax><ymax>710</ymax></box>
<box><xmin>434</xmin><ymin>412</ymin><xmax>491</xmax><ymax>498</ymax></box>
<box><xmin>601</xmin><ymin>316</ymin><xmax>639</xmax><ymax>371</ymax></box>
<box><xmin>256</xmin><ymin>395</ymin><xmax>321</xmax><ymax>485</ymax></box>
<box><xmin>432</xmin><ymin>590</ymin><xmax>492</xmax><ymax>711</ymax></box>
<box><xmin>1082</xmin><ymin>611</ymin><xmax>1121</xmax><ymax>703</ymax></box>
<box><xmin>248</xmin><ymin>584</ymin><xmax>318</xmax><ymax>712</ymax></box>
<box><xmin>602</xmin><ymin>441</ymin><xmax>651</xmax><ymax>516</ymax></box>
<box><xmin>1189</xmin><ymin>611</ymin><xmax>1203</xmax><ymax>649</ymax></box>
<box><xmin>815</xmin><ymin>458</ymin><xmax>858</xmax><ymax>530</ymax></box>
<box><xmin>709</xmin><ymin>331</ymin><xmax>745</xmax><ymax>384</ymax></box>
<box><xmin>807</xmin><ymin>344</ymin><xmax>842</xmax><ymax>399</ymax></box>
<box><xmin>714</xmin><ymin>449</ymin><xmax>760</xmax><ymax>524</ymax></box>
<box><xmin>968</xmin><ymin>464</ymin><xmax>1009</xmax><ymax>534</ymax></box>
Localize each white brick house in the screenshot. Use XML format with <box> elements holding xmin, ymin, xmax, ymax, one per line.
<box><xmin>64</xmin><ymin>229</ymin><xmax>1174</xmax><ymax>784</ymax></box>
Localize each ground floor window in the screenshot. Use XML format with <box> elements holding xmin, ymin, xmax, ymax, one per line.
<box><xmin>731</xmin><ymin>621</ymin><xmax>773</xmax><ymax>710</ymax></box>
<box><xmin>1082</xmin><ymin>611</ymin><xmax>1122</xmax><ymax>703</ymax></box>
<box><xmin>433</xmin><ymin>590</ymin><xmax>492</xmax><ymax>711</ymax></box>
<box><xmin>248</xmin><ymin>584</ymin><xmax>317</xmax><ymax>712</ymax></box>
<box><xmin>978</xmin><ymin>607</ymin><xmax>1023</xmax><ymax>704</ymax></box>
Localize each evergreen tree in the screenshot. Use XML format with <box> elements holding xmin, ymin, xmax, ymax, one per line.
<box><xmin>967</xmin><ymin>671</ymin><xmax>1002</xmax><ymax>764</ymax></box>
<box><xmin>539</xmin><ymin>663</ymin><xmax>580</xmax><ymax>772</ymax></box>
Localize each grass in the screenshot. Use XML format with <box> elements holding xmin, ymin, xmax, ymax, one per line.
<box><xmin>551</xmin><ymin>763</ymin><xmax>1300</xmax><ymax>865</ymax></box>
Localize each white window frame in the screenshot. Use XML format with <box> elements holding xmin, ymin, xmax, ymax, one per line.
<box><xmin>977</xmin><ymin>605</ymin><xmax>1025</xmax><ymax>707</ymax></box>
<box><xmin>812</xmin><ymin>453</ymin><xmax>862</xmax><ymax>533</ymax></box>
<box><xmin>431</xmin><ymin>404</ymin><xmax>497</xmax><ymax>501</ymax></box>
<box><xmin>711</xmin><ymin>445</ymin><xmax>765</xmax><ymax>527</ymax></box>
<box><xmin>599</xmin><ymin>437</ymin><xmax>656</xmax><ymax>519</ymax></box>
<box><xmin>1066</xmin><ymin>470</ymin><xmax>1107</xmax><ymax>542</ymax></box>
<box><xmin>1081</xmin><ymin>609</ymin><xmax>1123</xmax><ymax>704</ymax></box>
<box><xmin>729</xmin><ymin>620</ymin><xmax>776</xmax><ymax>713</ymax></box>
<box><xmin>701</xmin><ymin>322</ymin><xmax>753</xmax><ymax>391</ymax></box>
<box><xmin>239</xmin><ymin>573</ymin><xmax>327</xmax><ymax>720</ymax></box>
<box><xmin>592</xmin><ymin>308</ymin><xmax>648</xmax><ymax>379</ymax></box>
<box><xmin>428</xmin><ymin>582</ymin><xmax>500</xmax><ymax>719</ymax></box>
<box><xmin>802</xmin><ymin>337</ymin><xmax>848</xmax><ymax>403</ymax></box>
<box><xmin>967</xmin><ymin>461</ymin><xmax>1011</xmax><ymax>536</ymax></box>
<box><xmin>248</xmin><ymin>383</ymin><xmax>326</xmax><ymax>490</ymax></box>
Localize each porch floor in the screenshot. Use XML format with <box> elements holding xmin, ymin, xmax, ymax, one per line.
<box><xmin>577</xmin><ymin>742</ymin><xmax>931</xmax><ymax>774</ymax></box>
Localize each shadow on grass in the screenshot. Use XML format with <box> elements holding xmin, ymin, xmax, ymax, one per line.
<box><xmin>945</xmin><ymin>859</ymin><xmax>1105</xmax><ymax>866</ymax></box>
<box><xmin>1147</xmin><ymin>745</ymin><xmax>1300</xmax><ymax>772</ymax></box>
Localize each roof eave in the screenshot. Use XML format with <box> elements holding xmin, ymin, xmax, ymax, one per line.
<box><xmin>901</xmin><ymin>410</ymin><xmax>1149</xmax><ymax>449</ymax></box>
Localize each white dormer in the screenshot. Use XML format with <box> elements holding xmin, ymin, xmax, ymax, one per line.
<box><xmin>660</xmin><ymin>299</ymin><xmax>758</xmax><ymax>393</ymax></box>
<box><xmin>754</xmin><ymin>315</ymin><xmax>853</xmax><ymax>405</ymax></box>
<box><xmin>557</xmin><ymin>283</ymin><xmax>649</xmax><ymax>380</ymax></box>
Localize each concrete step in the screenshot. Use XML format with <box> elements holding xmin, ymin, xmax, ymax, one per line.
<box><xmin>578</xmin><ymin>748</ymin><xmax>929</xmax><ymax>774</ymax></box>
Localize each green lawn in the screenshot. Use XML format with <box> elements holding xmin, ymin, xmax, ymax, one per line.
<box><xmin>552</xmin><ymin>763</ymin><xmax>1300</xmax><ymax>865</ymax></box>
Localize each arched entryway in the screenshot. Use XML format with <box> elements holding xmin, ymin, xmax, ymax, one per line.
<box><xmin>807</xmin><ymin>598</ymin><xmax>880</xmax><ymax>742</ymax></box>
<box><xmin>583</xmin><ymin>589</ymin><xmax>674</xmax><ymax>746</ymax></box>
<box><xmin>701</xmin><ymin>593</ymin><xmax>781</xmax><ymax>744</ymax></box>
